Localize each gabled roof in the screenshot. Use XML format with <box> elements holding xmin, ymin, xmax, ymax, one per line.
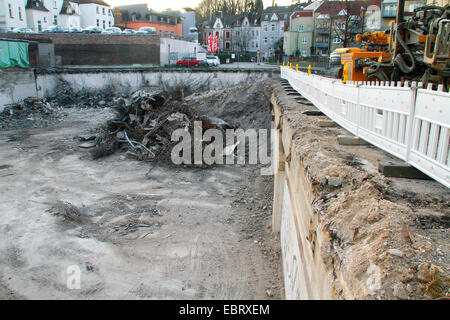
<box><xmin>261</xmin><ymin>4</ymin><xmax>302</xmax><ymax>21</ymax></box>
<box><xmin>26</xmin><ymin>0</ymin><xmax>49</xmax><ymax>12</ymax></box>
<box><xmin>60</xmin><ymin>0</ymin><xmax>79</xmax><ymax>15</ymax></box>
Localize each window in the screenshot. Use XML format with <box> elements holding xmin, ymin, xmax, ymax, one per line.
<box><xmin>164</xmin><ymin>31</ymin><xmax>168</xmax><ymax>37</ymax></box>
<box><xmin>97</xmin><ymin>6</ymin><xmax>100</xmax><ymax>14</ymax></box>
<box><xmin>271</xmin><ymin>24</ymin><xmax>275</xmax><ymax>31</ymax></box>
<box><xmin>255</xmin><ymin>30</ymin><xmax>258</xmax><ymax>36</ymax></box>
<box><xmin>225</xmin><ymin>31</ymin><xmax>230</xmax><ymax>39</ymax></box>
<box><xmin>170</xmin><ymin>31</ymin><xmax>174</xmax><ymax>37</ymax></box>
<box><xmin>302</xmin><ymin>36</ymin><xmax>307</xmax><ymax>44</ymax></box>
<box><xmin>109</xmin><ymin>21</ymin><xmax>112</xmax><ymax>27</ymax></box>
<box><xmin>44</xmin><ymin>17</ymin><xmax>47</xmax><ymax>23</ymax></box>
<box><xmin>264</xmin><ymin>37</ymin><xmax>268</xmax><ymax>43</ymax></box>
<box><xmin>37</xmin><ymin>21</ymin><xmax>42</xmax><ymax>32</ymax></box>
<box><xmin>97</xmin><ymin>19</ymin><xmax>100</xmax><ymax>27</ymax></box>
<box><xmin>54</xmin><ymin>15</ymin><xmax>57</xmax><ymax>25</ymax></box>
<box><xmin>301</xmin><ymin>50</ymin><xmax>307</xmax><ymax>57</ymax></box>
<box><xmin>8</xmin><ymin>4</ymin><xmax>12</xmax><ymax>18</ymax></box>
<box><xmin>53</xmin><ymin>1</ymin><xmax>57</xmax><ymax>9</ymax></box>
<box><xmin>251</xmin><ymin>30</ymin><xmax>255</xmax><ymax>36</ymax></box>
<box><xmin>18</xmin><ymin>7</ymin><xmax>22</xmax><ymax>20</ymax></box>
<box><xmin>103</xmin><ymin>20</ymin><xmax>106</xmax><ymax>29</ymax></box>
<box><xmin>103</xmin><ymin>8</ymin><xmax>106</xmax><ymax>15</ymax></box>
<box><xmin>298</xmin><ymin>25</ymin><xmax>304</xmax><ymax>32</ymax></box>
<box><xmin>236</xmin><ymin>31</ymin><xmax>240</xmax><ymax>37</ymax></box>
<box><xmin>264</xmin><ymin>25</ymin><xmax>268</xmax><ymax>32</ymax></box>
<box><xmin>225</xmin><ymin>42</ymin><xmax>231</xmax><ymax>50</ymax></box>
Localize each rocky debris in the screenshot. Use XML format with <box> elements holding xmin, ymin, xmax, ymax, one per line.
<box><xmin>0</xmin><ymin>97</ymin><xmax>66</xmax><ymax>131</ymax></box>
<box><xmin>89</xmin><ymin>89</ymin><xmax>231</xmax><ymax>163</ymax></box>
<box><xmin>44</xmin><ymin>78</ymin><xmax>117</xmax><ymax>109</ymax></box>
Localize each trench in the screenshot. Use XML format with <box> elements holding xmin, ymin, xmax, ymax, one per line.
<box><xmin>0</xmin><ymin>73</ymin><xmax>284</xmax><ymax>299</ymax></box>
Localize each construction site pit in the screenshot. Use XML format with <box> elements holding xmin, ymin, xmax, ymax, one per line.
<box><xmin>0</xmin><ymin>78</ymin><xmax>282</xmax><ymax>299</ymax></box>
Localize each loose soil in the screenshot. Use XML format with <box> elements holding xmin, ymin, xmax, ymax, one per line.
<box><xmin>0</xmin><ymin>80</ymin><xmax>282</xmax><ymax>299</ymax></box>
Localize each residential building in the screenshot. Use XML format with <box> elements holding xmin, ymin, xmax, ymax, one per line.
<box><xmin>312</xmin><ymin>0</ymin><xmax>383</xmax><ymax>56</ymax></box>
<box><xmin>78</xmin><ymin>0</ymin><xmax>113</xmax><ymax>29</ymax></box>
<box><xmin>0</xmin><ymin>0</ymin><xmax>28</xmax><ymax>32</ymax></box>
<box><xmin>201</xmin><ymin>12</ymin><xmax>261</xmax><ymax>53</ymax></box>
<box><xmin>260</xmin><ymin>5</ymin><xmax>298</xmax><ymax>58</ymax></box>
<box><xmin>381</xmin><ymin>0</ymin><xmax>427</xmax><ymax>27</ymax></box>
<box><xmin>58</xmin><ymin>1</ymin><xmax>81</xmax><ymax>29</ymax></box>
<box><xmin>283</xmin><ymin>10</ymin><xmax>315</xmax><ymax>57</ymax></box>
<box><xmin>26</xmin><ymin>0</ymin><xmax>52</xmax><ymax>32</ymax></box>
<box><xmin>114</xmin><ymin>4</ymin><xmax>183</xmax><ymax>38</ymax></box>
<box><xmin>233</xmin><ymin>13</ymin><xmax>261</xmax><ymax>53</ymax></box>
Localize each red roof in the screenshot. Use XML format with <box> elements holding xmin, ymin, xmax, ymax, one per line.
<box><xmin>316</xmin><ymin>0</ymin><xmax>382</xmax><ymax>16</ymax></box>
<box><xmin>291</xmin><ymin>10</ymin><xmax>313</xmax><ymax>19</ymax></box>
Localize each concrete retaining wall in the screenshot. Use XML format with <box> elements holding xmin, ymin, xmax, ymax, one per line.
<box><xmin>0</xmin><ymin>69</ymin><xmax>37</xmax><ymax>111</ymax></box>
<box><xmin>271</xmin><ymin>89</ymin><xmax>334</xmax><ymax>300</ymax></box>
<box><xmin>35</xmin><ymin>70</ymin><xmax>273</xmax><ymax>98</ymax></box>
<box><xmin>0</xmin><ymin>69</ymin><xmax>275</xmax><ymax>111</ymax></box>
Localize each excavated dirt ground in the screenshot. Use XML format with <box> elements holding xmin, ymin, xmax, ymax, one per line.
<box><xmin>0</xmin><ymin>80</ymin><xmax>283</xmax><ymax>299</ymax></box>
<box><xmin>274</xmin><ymin>80</ymin><xmax>449</xmax><ymax>300</ymax></box>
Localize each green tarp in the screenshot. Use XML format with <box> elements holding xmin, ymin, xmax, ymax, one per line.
<box><xmin>0</xmin><ymin>41</ymin><xmax>30</xmax><ymax>69</ymax></box>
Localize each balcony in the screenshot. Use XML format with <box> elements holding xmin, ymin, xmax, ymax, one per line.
<box><xmin>316</xmin><ymin>27</ymin><xmax>329</xmax><ymax>34</ymax></box>
<box><xmin>315</xmin><ymin>41</ymin><xmax>329</xmax><ymax>48</ymax></box>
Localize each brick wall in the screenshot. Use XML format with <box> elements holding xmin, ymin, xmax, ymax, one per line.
<box><xmin>0</xmin><ymin>33</ymin><xmax>161</xmax><ymax>66</ymax></box>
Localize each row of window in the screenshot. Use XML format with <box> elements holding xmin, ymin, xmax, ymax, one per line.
<box><xmin>96</xmin><ymin>6</ymin><xmax>112</xmax><ymax>16</ymax></box>
<box><xmin>263</xmin><ymin>24</ymin><xmax>284</xmax><ymax>32</ymax></box>
<box><xmin>8</xmin><ymin>4</ymin><xmax>23</xmax><ymax>20</ymax></box>
<box><xmin>96</xmin><ymin>19</ymin><xmax>113</xmax><ymax>29</ymax></box>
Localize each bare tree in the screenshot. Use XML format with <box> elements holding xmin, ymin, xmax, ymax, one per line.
<box><xmin>330</xmin><ymin>0</ymin><xmax>363</xmax><ymax>48</ymax></box>
<box><xmin>234</xmin><ymin>26</ymin><xmax>251</xmax><ymax>53</ymax></box>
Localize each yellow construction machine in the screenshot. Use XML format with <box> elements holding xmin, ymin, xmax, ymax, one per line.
<box><xmin>339</xmin><ymin>1</ymin><xmax>449</xmax><ymax>91</ymax></box>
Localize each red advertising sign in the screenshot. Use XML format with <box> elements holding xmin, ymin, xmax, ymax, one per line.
<box><xmin>207</xmin><ymin>34</ymin><xmax>220</xmax><ymax>53</ymax></box>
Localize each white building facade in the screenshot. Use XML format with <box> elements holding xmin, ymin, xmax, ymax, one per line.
<box><xmin>0</xmin><ymin>0</ymin><xmax>28</xmax><ymax>32</ymax></box>
<box><xmin>0</xmin><ymin>0</ymin><xmax>112</xmax><ymax>32</ymax></box>
<box><xmin>78</xmin><ymin>0</ymin><xmax>114</xmax><ymax>29</ymax></box>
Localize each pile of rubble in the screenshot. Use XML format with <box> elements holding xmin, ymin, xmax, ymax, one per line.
<box><xmin>0</xmin><ymin>97</ymin><xmax>66</xmax><ymax>131</ymax></box>
<box><xmin>89</xmin><ymin>90</ymin><xmax>232</xmax><ymax>163</ymax></box>
<box><xmin>44</xmin><ymin>79</ymin><xmax>117</xmax><ymax>109</ymax></box>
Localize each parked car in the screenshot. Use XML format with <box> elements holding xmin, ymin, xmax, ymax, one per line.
<box><xmin>206</xmin><ymin>56</ymin><xmax>220</xmax><ymax>67</ymax></box>
<box><xmin>10</xmin><ymin>27</ymin><xmax>34</xmax><ymax>34</ymax></box>
<box><xmin>176</xmin><ymin>57</ymin><xmax>202</xmax><ymax>67</ymax></box>
<box><xmin>41</xmin><ymin>25</ymin><xmax>65</xmax><ymax>33</ymax></box>
<box><xmin>137</xmin><ymin>27</ymin><xmax>156</xmax><ymax>34</ymax></box>
<box><xmin>102</xmin><ymin>27</ymin><xmax>122</xmax><ymax>34</ymax></box>
<box><xmin>67</xmin><ymin>27</ymin><xmax>82</xmax><ymax>33</ymax></box>
<box><xmin>122</xmin><ymin>29</ymin><xmax>136</xmax><ymax>34</ymax></box>
<box><xmin>82</xmin><ymin>26</ymin><xmax>102</xmax><ymax>33</ymax></box>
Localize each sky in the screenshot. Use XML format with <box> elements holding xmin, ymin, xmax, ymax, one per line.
<box><xmin>104</xmin><ymin>0</ymin><xmax>297</xmax><ymax>12</ymax></box>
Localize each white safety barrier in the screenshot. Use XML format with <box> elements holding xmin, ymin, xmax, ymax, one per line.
<box><xmin>281</xmin><ymin>66</ymin><xmax>450</xmax><ymax>188</ymax></box>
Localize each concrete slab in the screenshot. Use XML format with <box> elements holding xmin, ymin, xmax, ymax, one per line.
<box><xmin>318</xmin><ymin>120</ymin><xmax>337</xmax><ymax>127</ymax></box>
<box><xmin>379</xmin><ymin>161</ymin><xmax>432</xmax><ymax>180</ymax></box>
<box><xmin>337</xmin><ymin>135</ymin><xmax>368</xmax><ymax>145</ymax></box>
